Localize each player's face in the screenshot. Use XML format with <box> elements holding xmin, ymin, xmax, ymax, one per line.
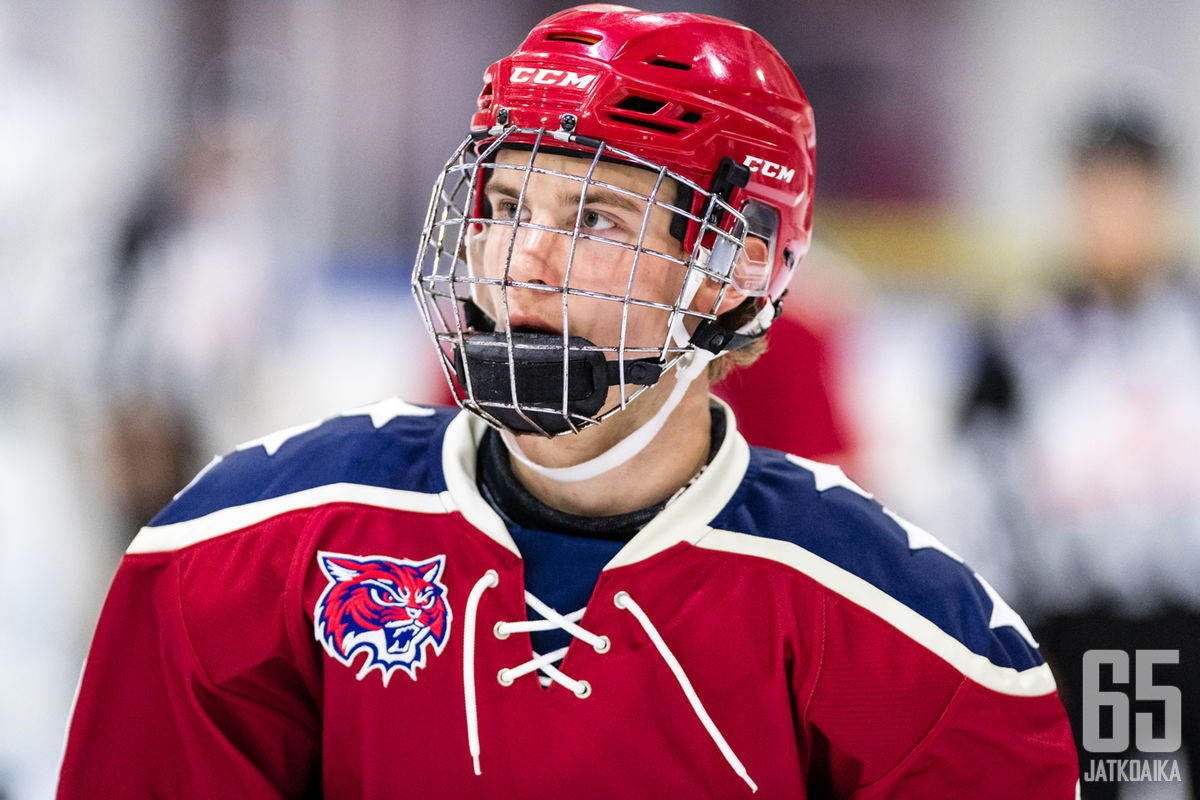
<box><xmin>474</xmin><ymin>149</ymin><xmax>690</xmax><ymax>354</ymax></box>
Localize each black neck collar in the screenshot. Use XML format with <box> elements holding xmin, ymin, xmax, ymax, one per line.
<box><xmin>476</xmin><ymin>404</ymin><xmax>727</xmax><ymax>541</ymax></box>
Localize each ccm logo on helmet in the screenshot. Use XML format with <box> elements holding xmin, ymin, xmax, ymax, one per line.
<box><xmin>510</xmin><ymin>66</ymin><xmax>598</xmax><ymax>90</ymax></box>
<box><xmin>743</xmin><ymin>156</ymin><xmax>795</xmax><ymax>183</ymax></box>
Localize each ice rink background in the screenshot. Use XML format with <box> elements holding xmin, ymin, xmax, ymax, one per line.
<box><xmin>2</xmin><ymin>2</ymin><xmax>1198</xmax><ymax>797</ymax></box>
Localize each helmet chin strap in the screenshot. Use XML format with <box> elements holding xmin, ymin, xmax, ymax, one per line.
<box><xmin>500</xmin><ymin>346</ymin><xmax>717</xmax><ymax>484</ymax></box>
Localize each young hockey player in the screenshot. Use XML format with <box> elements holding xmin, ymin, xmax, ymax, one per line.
<box><xmin>59</xmin><ymin>5</ymin><xmax>1078</xmax><ymax>797</ymax></box>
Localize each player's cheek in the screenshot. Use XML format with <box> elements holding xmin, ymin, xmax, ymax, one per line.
<box><xmin>615</xmin><ymin>251</ymin><xmax>687</xmax><ymax>345</ymax></box>
<box><xmin>567</xmin><ymin>296</ymin><xmax>666</xmax><ymax>350</ymax></box>
<box><xmin>565</xmin><ymin>239</ymin><xmax>639</xmax><ymax>293</ymax></box>
<box><xmin>480</xmin><ymin>225</ymin><xmax>514</xmax><ymax>278</ymax></box>
<box><xmin>622</xmin><ymin>253</ymin><xmax>685</xmax><ymax>318</ymax></box>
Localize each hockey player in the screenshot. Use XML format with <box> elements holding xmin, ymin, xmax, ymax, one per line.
<box><xmin>59</xmin><ymin>5</ymin><xmax>1078</xmax><ymax>797</ymax></box>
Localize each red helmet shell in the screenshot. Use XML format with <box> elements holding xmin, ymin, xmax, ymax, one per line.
<box><xmin>471</xmin><ymin>3</ymin><xmax>815</xmax><ymax>303</ymax></box>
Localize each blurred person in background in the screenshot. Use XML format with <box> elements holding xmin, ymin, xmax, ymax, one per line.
<box><xmin>100</xmin><ymin>124</ymin><xmax>280</xmax><ymax>537</ymax></box>
<box><xmin>960</xmin><ymin>101</ymin><xmax>1200</xmax><ymax>798</ymax></box>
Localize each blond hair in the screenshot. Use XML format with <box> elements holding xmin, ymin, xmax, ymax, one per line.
<box><xmin>705</xmin><ymin>298</ymin><xmax>770</xmax><ymax>382</ymax></box>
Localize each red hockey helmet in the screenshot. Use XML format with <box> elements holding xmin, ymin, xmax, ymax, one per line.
<box><xmin>473</xmin><ymin>4</ymin><xmax>815</xmax><ymax>302</ymax></box>
<box><xmin>413</xmin><ymin>5</ymin><xmax>816</xmax><ymax>437</ymax></box>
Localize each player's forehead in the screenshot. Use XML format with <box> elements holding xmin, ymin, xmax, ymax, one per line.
<box><xmin>488</xmin><ymin>147</ymin><xmax>676</xmax><ymax>203</ymax></box>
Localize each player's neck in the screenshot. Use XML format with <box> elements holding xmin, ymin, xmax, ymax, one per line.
<box><xmin>505</xmin><ymin>374</ymin><xmax>714</xmax><ymax>517</ymax></box>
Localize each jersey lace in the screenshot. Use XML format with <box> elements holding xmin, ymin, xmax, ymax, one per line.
<box><xmin>461</xmin><ymin>570</ymin><xmax>756</xmax><ymax>792</ymax></box>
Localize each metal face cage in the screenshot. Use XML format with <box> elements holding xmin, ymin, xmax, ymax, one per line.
<box><xmin>411</xmin><ymin>126</ymin><xmax>748</xmax><ymax>437</ymax></box>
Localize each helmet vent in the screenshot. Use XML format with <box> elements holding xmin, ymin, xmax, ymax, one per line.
<box><xmin>648</xmin><ymin>57</ymin><xmax>691</xmax><ymax>71</ymax></box>
<box><xmin>546</xmin><ymin>32</ymin><xmax>602</xmax><ymax>45</ymax></box>
<box><xmin>615</xmin><ymin>96</ymin><xmax>667</xmax><ymax>114</ymax></box>
<box><xmin>609</xmin><ymin>114</ymin><xmax>682</xmax><ymax>135</ymax></box>
<box><xmin>679</xmin><ymin>111</ymin><xmax>703</xmax><ymax>124</ymax></box>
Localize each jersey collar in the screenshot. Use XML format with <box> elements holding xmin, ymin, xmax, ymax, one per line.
<box><xmin>440</xmin><ymin>398</ymin><xmax>752</xmax><ymax>570</ymax></box>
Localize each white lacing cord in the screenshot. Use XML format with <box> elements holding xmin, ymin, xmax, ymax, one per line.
<box><xmin>495</xmin><ymin>591</ymin><xmax>610</xmax><ymax>694</ymax></box>
<box><xmin>525</xmin><ymin>592</ymin><xmax>610</xmax><ymax>652</ymax></box>
<box><xmin>614</xmin><ymin>590</ymin><xmax>758</xmax><ymax>794</ymax></box>
<box><xmin>463</xmin><ymin>570</ymin><xmax>499</xmax><ymax>776</ymax></box>
<box><xmin>463</xmin><ymin>575</ymin><xmax>610</xmax><ymax>776</ymax></box>
<box><xmin>497</xmin><ymin>645</ymin><xmax>570</xmax><ymax>688</ymax></box>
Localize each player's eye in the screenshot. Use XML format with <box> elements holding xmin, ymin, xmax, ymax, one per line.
<box><xmin>581</xmin><ymin>209</ymin><xmax>615</xmax><ymax>232</ymax></box>
<box><xmin>494</xmin><ymin>199</ymin><xmax>529</xmax><ymax>222</ymax></box>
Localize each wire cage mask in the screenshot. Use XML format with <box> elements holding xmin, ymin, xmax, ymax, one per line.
<box><xmin>411</xmin><ymin>126</ymin><xmax>752</xmax><ymax>437</ymax></box>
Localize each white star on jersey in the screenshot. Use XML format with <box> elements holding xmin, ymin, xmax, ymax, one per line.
<box><xmin>785</xmin><ymin>453</ymin><xmax>872</xmax><ymax>498</ymax></box>
<box><xmin>174</xmin><ymin>399</ymin><xmax>437</xmax><ymax>500</ymax></box>
<box><xmin>787</xmin><ymin>454</ymin><xmax>1038</xmax><ymax>650</ymax></box>
<box><xmin>236</xmin><ymin>398</ymin><xmax>436</xmax><ymax>456</ymax></box>
<box><xmin>975</xmin><ymin>572</ymin><xmax>1039</xmax><ymax>648</ymax></box>
<box><xmin>883</xmin><ymin>507</ymin><xmax>964</xmax><ymax>563</ymax></box>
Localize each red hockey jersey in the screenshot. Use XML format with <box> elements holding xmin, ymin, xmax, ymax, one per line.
<box><xmin>59</xmin><ymin>398</ymin><xmax>1077</xmax><ymax>798</ymax></box>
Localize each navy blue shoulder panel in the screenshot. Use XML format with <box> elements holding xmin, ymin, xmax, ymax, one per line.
<box><xmin>151</xmin><ymin>402</ymin><xmax>459</xmax><ymax>526</ymax></box>
<box><xmin>710</xmin><ymin>446</ymin><xmax>1044</xmax><ymax>672</ymax></box>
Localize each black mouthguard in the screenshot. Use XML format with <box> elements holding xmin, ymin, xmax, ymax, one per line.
<box><xmin>452</xmin><ymin>332</ymin><xmax>663</xmax><ymax>435</ymax></box>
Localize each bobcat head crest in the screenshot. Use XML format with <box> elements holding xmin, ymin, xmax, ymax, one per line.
<box><xmin>314</xmin><ymin>552</ymin><xmax>451</xmax><ymax>686</ymax></box>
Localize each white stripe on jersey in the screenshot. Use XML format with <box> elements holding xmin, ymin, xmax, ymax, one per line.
<box><xmin>127</xmin><ymin>483</ymin><xmax>451</xmax><ymax>554</ymax></box>
<box><xmin>694</xmin><ymin>528</ymin><xmax>1057</xmax><ymax>698</ymax></box>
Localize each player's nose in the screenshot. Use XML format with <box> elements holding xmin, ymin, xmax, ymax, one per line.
<box><xmin>505</xmin><ymin>224</ymin><xmax>568</xmax><ymax>288</ymax></box>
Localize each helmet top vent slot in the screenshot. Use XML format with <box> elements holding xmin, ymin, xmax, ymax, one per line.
<box><xmin>546</xmin><ymin>32</ymin><xmax>602</xmax><ymax>45</ymax></box>
<box><xmin>608</xmin><ymin>114</ymin><xmax>682</xmax><ymax>135</ymax></box>
<box><xmin>648</xmin><ymin>57</ymin><xmax>691</xmax><ymax>71</ymax></box>
<box><xmin>615</xmin><ymin>96</ymin><xmax>667</xmax><ymax>114</ymax></box>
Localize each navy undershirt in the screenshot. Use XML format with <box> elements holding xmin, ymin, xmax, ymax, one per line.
<box><xmin>476</xmin><ymin>406</ymin><xmax>725</xmax><ymax>655</ymax></box>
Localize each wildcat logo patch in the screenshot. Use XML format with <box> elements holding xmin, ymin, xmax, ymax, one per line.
<box><xmin>314</xmin><ymin>552</ymin><xmax>452</xmax><ymax>686</ymax></box>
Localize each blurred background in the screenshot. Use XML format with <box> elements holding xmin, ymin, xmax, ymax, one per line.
<box><xmin>3</xmin><ymin>1</ymin><xmax>1199</xmax><ymax>797</ymax></box>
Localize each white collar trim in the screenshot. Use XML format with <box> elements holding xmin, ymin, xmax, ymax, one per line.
<box><xmin>605</xmin><ymin>398</ymin><xmax>749</xmax><ymax>569</ymax></box>
<box><xmin>439</xmin><ymin>400</ymin><xmax>751</xmax><ymax>569</ymax></box>
<box><xmin>440</xmin><ymin>411</ymin><xmax>520</xmax><ymax>556</ymax></box>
